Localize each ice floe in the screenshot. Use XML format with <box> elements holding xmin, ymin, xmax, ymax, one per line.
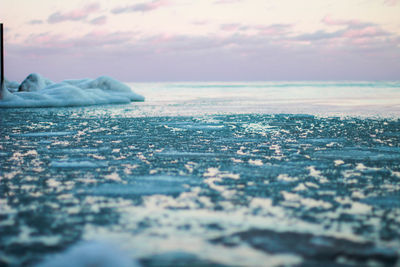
<box><xmin>0</xmin><ymin>73</ymin><xmax>144</xmax><ymax>108</ymax></box>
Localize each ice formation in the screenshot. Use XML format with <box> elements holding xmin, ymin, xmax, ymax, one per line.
<box><xmin>0</xmin><ymin>73</ymin><xmax>144</xmax><ymax>108</ymax></box>
<box><xmin>36</xmin><ymin>241</ymin><xmax>140</xmax><ymax>267</ymax></box>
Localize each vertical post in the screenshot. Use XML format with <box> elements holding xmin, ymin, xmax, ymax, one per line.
<box><xmin>1</xmin><ymin>23</ymin><xmax>4</xmax><ymax>90</ymax></box>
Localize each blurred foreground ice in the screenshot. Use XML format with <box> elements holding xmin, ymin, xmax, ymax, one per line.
<box><xmin>36</xmin><ymin>241</ymin><xmax>140</xmax><ymax>267</ymax></box>
<box><xmin>1</xmin><ymin>109</ymin><xmax>400</xmax><ymax>266</ymax></box>
<box><xmin>1</xmin><ymin>81</ymin><xmax>400</xmax><ymax>266</ymax></box>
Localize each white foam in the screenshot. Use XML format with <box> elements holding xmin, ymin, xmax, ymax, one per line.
<box><xmin>0</xmin><ymin>74</ymin><xmax>144</xmax><ymax>108</ymax></box>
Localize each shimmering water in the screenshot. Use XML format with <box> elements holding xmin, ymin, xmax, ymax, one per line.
<box><xmin>1</xmin><ymin>82</ymin><xmax>400</xmax><ymax>266</ymax></box>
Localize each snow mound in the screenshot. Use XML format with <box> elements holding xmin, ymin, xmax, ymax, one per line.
<box><xmin>18</xmin><ymin>73</ymin><xmax>53</xmax><ymax>92</ymax></box>
<box><xmin>0</xmin><ymin>74</ymin><xmax>144</xmax><ymax>108</ymax></box>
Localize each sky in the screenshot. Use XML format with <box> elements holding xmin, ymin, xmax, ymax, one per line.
<box><xmin>1</xmin><ymin>0</ymin><xmax>400</xmax><ymax>82</ymax></box>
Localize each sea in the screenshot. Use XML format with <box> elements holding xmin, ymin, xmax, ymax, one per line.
<box><xmin>1</xmin><ymin>81</ymin><xmax>400</xmax><ymax>266</ymax></box>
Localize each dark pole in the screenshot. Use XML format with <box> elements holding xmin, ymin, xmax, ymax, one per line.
<box><xmin>1</xmin><ymin>23</ymin><xmax>3</xmax><ymax>90</ymax></box>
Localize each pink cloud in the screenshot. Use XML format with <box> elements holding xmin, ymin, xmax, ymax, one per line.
<box><xmin>28</xmin><ymin>20</ymin><xmax>43</xmax><ymax>25</ymax></box>
<box><xmin>7</xmin><ymin>29</ymin><xmax>400</xmax><ymax>82</ymax></box>
<box><xmin>48</xmin><ymin>3</ymin><xmax>100</xmax><ymax>23</ymax></box>
<box><xmin>219</xmin><ymin>23</ymin><xmax>291</xmax><ymax>36</ymax></box>
<box><xmin>384</xmin><ymin>0</ymin><xmax>399</xmax><ymax>6</ymax></box>
<box><xmin>319</xmin><ymin>15</ymin><xmax>390</xmax><ymax>42</ymax></box>
<box><xmin>73</xmin><ymin>31</ymin><xmax>133</xmax><ymax>47</ymax></box>
<box><xmin>112</xmin><ymin>0</ymin><xmax>171</xmax><ymax>14</ymax></box>
<box><xmin>220</xmin><ymin>23</ymin><xmax>242</xmax><ymax>31</ymax></box>
<box><xmin>214</xmin><ymin>0</ymin><xmax>242</xmax><ymax>4</ymax></box>
<box><xmin>343</xmin><ymin>26</ymin><xmax>385</xmax><ymax>38</ymax></box>
<box><xmin>322</xmin><ymin>15</ymin><xmax>360</xmax><ymax>27</ymax></box>
<box><xmin>192</xmin><ymin>20</ymin><xmax>209</xmax><ymax>26</ymax></box>
<box><xmin>7</xmin><ymin>11</ymin><xmax>400</xmax><ymax>82</ymax></box>
<box><xmin>22</xmin><ymin>30</ymin><xmax>133</xmax><ymax>53</ymax></box>
<box><xmin>89</xmin><ymin>16</ymin><xmax>107</xmax><ymax>25</ymax></box>
<box><xmin>28</xmin><ymin>33</ymin><xmax>71</xmax><ymax>49</ymax></box>
<box><xmin>255</xmin><ymin>24</ymin><xmax>291</xmax><ymax>35</ymax></box>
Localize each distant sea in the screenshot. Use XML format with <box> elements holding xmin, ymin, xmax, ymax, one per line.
<box><xmin>129</xmin><ymin>81</ymin><xmax>400</xmax><ymax>117</ymax></box>
<box><xmin>1</xmin><ymin>81</ymin><xmax>400</xmax><ymax>266</ymax></box>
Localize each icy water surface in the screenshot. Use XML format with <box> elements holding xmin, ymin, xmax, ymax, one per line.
<box><xmin>1</xmin><ymin>82</ymin><xmax>400</xmax><ymax>266</ymax></box>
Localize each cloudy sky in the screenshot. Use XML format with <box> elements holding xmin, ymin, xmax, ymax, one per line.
<box><xmin>1</xmin><ymin>0</ymin><xmax>400</xmax><ymax>81</ymax></box>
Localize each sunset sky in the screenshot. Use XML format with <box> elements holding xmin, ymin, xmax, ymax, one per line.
<box><xmin>1</xmin><ymin>0</ymin><xmax>400</xmax><ymax>82</ymax></box>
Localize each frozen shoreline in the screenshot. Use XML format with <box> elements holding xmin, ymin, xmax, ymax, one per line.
<box><xmin>0</xmin><ymin>73</ymin><xmax>145</xmax><ymax>108</ymax></box>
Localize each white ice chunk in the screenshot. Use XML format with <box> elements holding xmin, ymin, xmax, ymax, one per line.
<box><xmin>4</xmin><ymin>79</ymin><xmax>20</xmax><ymax>92</ymax></box>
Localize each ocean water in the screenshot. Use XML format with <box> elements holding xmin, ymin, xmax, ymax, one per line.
<box><xmin>1</xmin><ymin>82</ymin><xmax>400</xmax><ymax>266</ymax></box>
<box><xmin>129</xmin><ymin>81</ymin><xmax>400</xmax><ymax>117</ymax></box>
